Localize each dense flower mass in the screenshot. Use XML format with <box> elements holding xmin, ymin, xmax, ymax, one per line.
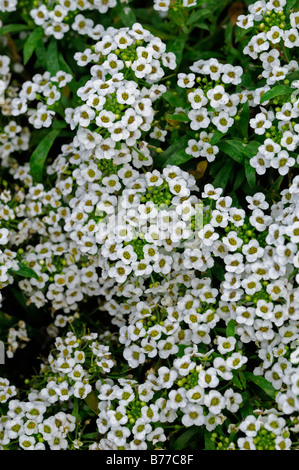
<box><xmin>0</xmin><ymin>0</ymin><xmax>298</xmax><ymax>452</ymax></box>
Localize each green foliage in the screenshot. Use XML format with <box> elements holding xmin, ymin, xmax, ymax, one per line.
<box><xmin>23</xmin><ymin>27</ymin><xmax>44</xmax><ymax>64</ymax></box>
<box><xmin>30</xmin><ymin>128</ymin><xmax>63</xmax><ymax>182</ymax></box>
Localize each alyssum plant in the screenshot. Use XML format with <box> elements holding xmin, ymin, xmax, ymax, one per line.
<box><xmin>0</xmin><ymin>0</ymin><xmax>298</xmax><ymax>451</ymax></box>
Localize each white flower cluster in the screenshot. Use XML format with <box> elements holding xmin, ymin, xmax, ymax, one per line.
<box><xmin>236</xmin><ymin>410</ymin><xmax>296</xmax><ymax>450</ymax></box>
<box><xmin>0</xmin><ymin>378</ymin><xmax>17</xmax><ymax>404</ymax></box>
<box><xmin>0</xmin><ymin>54</ymin><xmax>13</xmax><ymax>115</ymax></box>
<box><xmin>0</xmin><ymin>331</ymin><xmax>115</xmax><ymax>450</ymax></box>
<box><xmin>0</xmin><ymin>396</ymin><xmax>77</xmax><ymax>450</ymax></box>
<box><xmin>0</xmin><ymin>0</ymin><xmax>298</xmax><ymax>451</ymax></box>
<box><xmin>0</xmin><ymin>120</ymin><xmax>30</xmax><ymax>166</ymax></box>
<box><xmin>178</xmin><ymin>59</ymin><xmax>244</xmax><ymax>162</ymax></box>
<box><xmin>237</xmin><ymin>0</ymin><xmax>299</xmax><ymax>176</ymax></box>
<box><xmin>10</xmin><ymin>70</ymin><xmax>72</xmax><ymax>129</ymax></box>
<box><xmin>30</xmin><ymin>0</ymin><xmax>116</xmax><ymax>40</ymax></box>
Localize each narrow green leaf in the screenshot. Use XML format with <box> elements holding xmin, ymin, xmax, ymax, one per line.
<box><xmin>0</xmin><ymin>24</ymin><xmax>32</xmax><ymax>34</ymax></box>
<box><xmin>218</xmin><ymin>139</ymin><xmax>260</xmax><ymax>162</ymax></box>
<box><xmin>169</xmin><ymin>8</ymin><xmax>189</xmax><ymax>33</ymax></box>
<box><xmin>239</xmin><ymin>101</ymin><xmax>249</xmax><ymax>138</ymax></box>
<box><xmin>241</xmin><ymin>141</ymin><xmax>260</xmax><ymax>157</ymax></box>
<box><xmin>232</xmin><ymin>372</ymin><xmax>244</xmax><ymax>390</ymax></box>
<box><xmin>240</xmin><ymin>401</ymin><xmax>255</xmax><ymax>419</ymax></box>
<box><xmin>210</xmin><ymin>130</ymin><xmax>226</xmax><ymax>146</ymax></box>
<box><xmin>217</xmin><ymin>140</ymin><xmax>244</xmax><ymax>164</ymax></box>
<box><xmin>155</xmin><ymin>134</ymin><xmax>191</xmax><ymax>167</ymax></box>
<box><xmin>84</xmin><ymin>391</ymin><xmax>99</xmax><ymax>414</ymax></box>
<box><xmin>167</xmin><ymin>35</ymin><xmax>187</xmax><ymax>66</ymax></box>
<box><xmin>9</xmin><ymin>265</ymin><xmax>39</xmax><ymax>280</ymax></box>
<box><xmin>162</xmin><ymin>148</ymin><xmax>193</xmax><ymax>167</ymax></box>
<box><xmin>0</xmin><ymin>311</ymin><xmax>15</xmax><ymax>329</ymax></box>
<box><xmin>23</xmin><ymin>27</ymin><xmax>44</xmax><ymax>65</ymax></box>
<box><xmin>166</xmin><ymin>113</ymin><xmax>190</xmax><ymax>122</ymax></box>
<box><xmin>286</xmin><ymin>0</ymin><xmax>299</xmax><ymax>13</ymax></box>
<box><xmin>212</xmin><ymin>160</ymin><xmax>234</xmax><ymax>190</ymax></box>
<box><xmin>72</xmin><ymin>398</ymin><xmax>79</xmax><ymax>419</ymax></box>
<box><xmin>260</xmin><ymin>85</ymin><xmax>293</xmax><ymax>103</ymax></box>
<box><xmin>163</xmin><ymin>89</ymin><xmax>186</xmax><ymax>108</ymax></box>
<box><xmin>173</xmin><ymin>427</ymin><xmax>201</xmax><ymax>450</ymax></box>
<box><xmin>212</xmin><ymin>261</ymin><xmax>225</xmax><ymax>282</ymax></box>
<box><xmin>35</xmin><ymin>41</ymin><xmax>48</xmax><ymax>69</ymax></box>
<box><xmin>47</xmin><ymin>38</ymin><xmax>60</xmax><ymax>76</ymax></box>
<box><xmin>225</xmin><ymin>22</ymin><xmax>233</xmax><ymax>48</ymax></box>
<box><xmin>244</xmin><ymin>158</ymin><xmax>256</xmax><ymax>188</ymax></box>
<box><xmin>30</xmin><ymin>129</ymin><xmax>61</xmax><ymax>183</ymax></box>
<box><xmin>286</xmin><ymin>70</ymin><xmax>299</xmax><ymax>82</ymax></box>
<box><xmin>115</xmin><ymin>4</ymin><xmax>136</xmax><ymax>27</ymax></box>
<box><xmin>226</xmin><ymin>319</ymin><xmax>235</xmax><ymax>338</ymax></box>
<box><xmin>239</xmin><ymin>371</ymin><xmax>247</xmax><ymax>389</ymax></box>
<box><xmin>233</xmin><ymin>169</ymin><xmax>245</xmax><ymax>191</ymax></box>
<box><xmin>243</xmin><ymin>371</ymin><xmax>277</xmax><ymax>399</ymax></box>
<box><xmin>83</xmin><ymin>432</ymin><xmax>99</xmax><ymax>440</ymax></box>
<box><xmin>58</xmin><ymin>53</ymin><xmax>73</xmax><ymax>75</ymax></box>
<box><xmin>187</xmin><ymin>8</ymin><xmax>211</xmax><ymax>26</ymax></box>
<box><xmin>139</xmin><ymin>24</ymin><xmax>176</xmax><ymax>40</ymax></box>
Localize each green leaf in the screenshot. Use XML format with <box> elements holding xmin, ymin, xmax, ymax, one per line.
<box><xmin>162</xmin><ymin>148</ymin><xmax>193</xmax><ymax>167</ymax></box>
<box><xmin>163</xmin><ymin>89</ymin><xmax>186</xmax><ymax>108</ymax></box>
<box><xmin>23</xmin><ymin>27</ymin><xmax>44</xmax><ymax>65</ymax></box>
<box><xmin>260</xmin><ymin>85</ymin><xmax>293</xmax><ymax>103</ymax></box>
<box><xmin>166</xmin><ymin>113</ymin><xmax>190</xmax><ymax>122</ymax></box>
<box><xmin>233</xmin><ymin>169</ymin><xmax>245</xmax><ymax>191</ymax></box>
<box><xmin>139</xmin><ymin>24</ymin><xmax>176</xmax><ymax>40</ymax></box>
<box><xmin>224</xmin><ymin>21</ymin><xmax>233</xmax><ymax>48</ymax></box>
<box><xmin>217</xmin><ymin>140</ymin><xmax>245</xmax><ymax>164</ymax></box>
<box><xmin>167</xmin><ymin>35</ymin><xmax>187</xmax><ymax>66</ymax></box>
<box><xmin>35</xmin><ymin>41</ymin><xmax>48</xmax><ymax>69</ymax></box>
<box><xmin>0</xmin><ymin>24</ymin><xmax>32</xmax><ymax>34</ymax></box>
<box><xmin>212</xmin><ymin>261</ymin><xmax>225</xmax><ymax>282</ymax></box>
<box><xmin>30</xmin><ymin>129</ymin><xmax>61</xmax><ymax>183</ymax></box>
<box><xmin>286</xmin><ymin>0</ymin><xmax>299</xmax><ymax>13</ymax></box>
<box><xmin>218</xmin><ymin>139</ymin><xmax>260</xmax><ymax>162</ymax></box>
<box><xmin>58</xmin><ymin>53</ymin><xmax>73</xmax><ymax>76</ymax></box>
<box><xmin>52</xmin><ymin>121</ymin><xmax>67</xmax><ymax>130</ymax></box>
<box><xmin>8</xmin><ymin>287</ymin><xmax>39</xmax><ymax>322</ymax></box>
<box><xmin>241</xmin><ymin>141</ymin><xmax>260</xmax><ymax>157</ymax></box>
<box><xmin>72</xmin><ymin>398</ymin><xmax>79</xmax><ymax>419</ymax></box>
<box><xmin>187</xmin><ymin>8</ymin><xmax>211</xmax><ymax>26</ymax></box>
<box><xmin>0</xmin><ymin>311</ymin><xmax>15</xmax><ymax>329</ymax></box>
<box><xmin>244</xmin><ymin>158</ymin><xmax>256</xmax><ymax>188</ymax></box>
<box><xmin>115</xmin><ymin>4</ymin><xmax>136</xmax><ymax>27</ymax></box>
<box><xmin>83</xmin><ymin>432</ymin><xmax>99</xmax><ymax>440</ymax></box>
<box><xmin>155</xmin><ymin>134</ymin><xmax>191</xmax><ymax>167</ymax></box>
<box><xmin>226</xmin><ymin>319</ymin><xmax>235</xmax><ymax>337</ymax></box>
<box><xmin>173</xmin><ymin>427</ymin><xmax>201</xmax><ymax>450</ymax></box>
<box><xmin>84</xmin><ymin>391</ymin><xmax>99</xmax><ymax>414</ymax></box>
<box><xmin>210</xmin><ymin>129</ymin><xmax>226</xmax><ymax>145</ymax></box>
<box><xmin>239</xmin><ymin>371</ymin><xmax>247</xmax><ymax>389</ymax></box>
<box><xmin>239</xmin><ymin>101</ymin><xmax>249</xmax><ymax>138</ymax></box>
<box><xmin>9</xmin><ymin>265</ymin><xmax>39</xmax><ymax>280</ymax></box>
<box><xmin>169</xmin><ymin>8</ymin><xmax>189</xmax><ymax>33</ymax></box>
<box><xmin>204</xmin><ymin>430</ymin><xmax>216</xmax><ymax>450</ymax></box>
<box><xmin>286</xmin><ymin>70</ymin><xmax>299</xmax><ymax>82</ymax></box>
<box><xmin>243</xmin><ymin>372</ymin><xmax>277</xmax><ymax>400</ymax></box>
<box><xmin>212</xmin><ymin>160</ymin><xmax>234</xmax><ymax>190</ymax></box>
<box><xmin>232</xmin><ymin>372</ymin><xmax>244</xmax><ymax>390</ymax></box>
<box><xmin>47</xmin><ymin>38</ymin><xmax>60</xmax><ymax>76</ymax></box>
